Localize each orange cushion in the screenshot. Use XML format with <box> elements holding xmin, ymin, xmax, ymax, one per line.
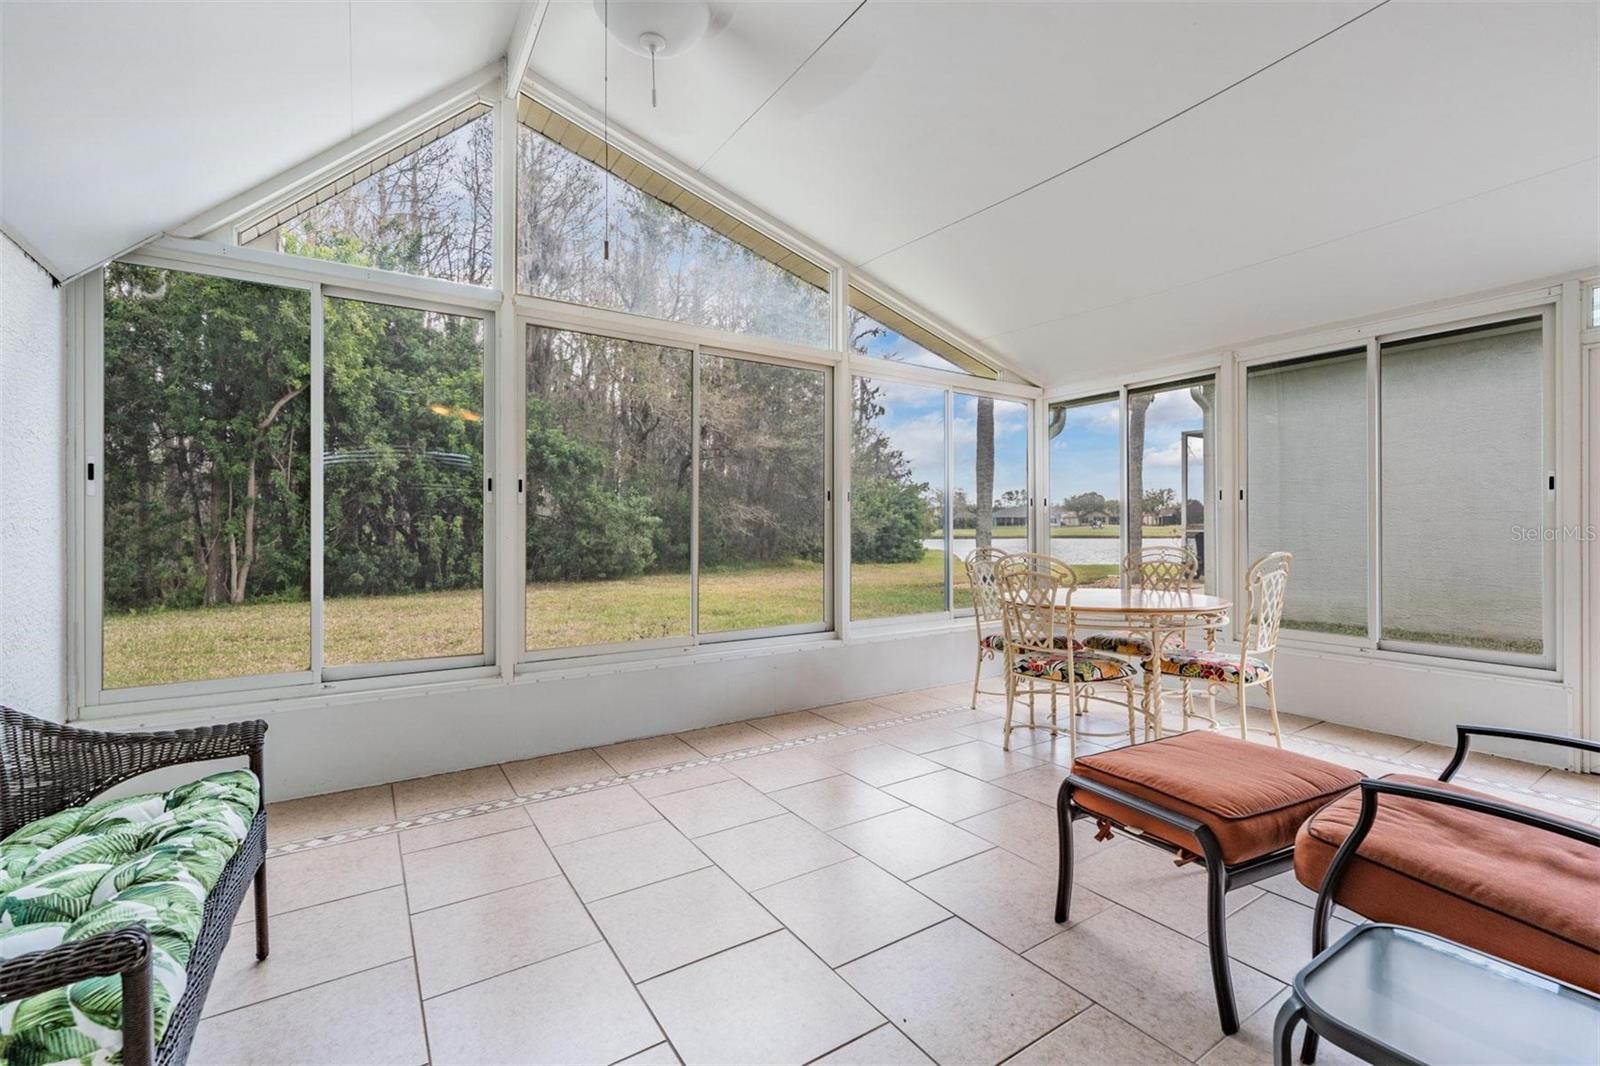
<box><xmin>1071</xmin><ymin>731</ymin><xmax>1361</xmax><ymax>864</ymax></box>
<box><xmin>1295</xmin><ymin>774</ymin><xmax>1600</xmax><ymax>993</ymax></box>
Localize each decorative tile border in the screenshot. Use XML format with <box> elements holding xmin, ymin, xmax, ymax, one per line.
<box><xmin>268</xmin><ymin>702</ymin><xmax>1599</xmax><ymax>857</ymax></box>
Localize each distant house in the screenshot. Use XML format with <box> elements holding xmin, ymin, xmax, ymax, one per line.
<box><xmin>1082</xmin><ymin>510</ymin><xmax>1108</xmax><ymax>527</ymax></box>
<box><xmin>992</xmin><ymin>504</ymin><xmax>1029</xmax><ymax>527</ymax></box>
<box><xmin>1153</xmin><ymin>505</ymin><xmax>1182</xmax><ymax>526</ymax></box>
<box><xmin>1054</xmin><ymin>509</ymin><xmax>1080</xmax><ymax>526</ymax></box>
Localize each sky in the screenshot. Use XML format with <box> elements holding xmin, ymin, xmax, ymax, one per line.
<box><xmin>859</xmin><ymin>379</ymin><xmax>1030</xmax><ymax>506</ymax></box>
<box><xmin>1048</xmin><ymin>385</ymin><xmax>1210</xmax><ymax>505</ymax></box>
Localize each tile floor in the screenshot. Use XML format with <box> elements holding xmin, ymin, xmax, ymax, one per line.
<box><xmin>192</xmin><ymin>684</ymin><xmax>1600</xmax><ymax>1065</ymax></box>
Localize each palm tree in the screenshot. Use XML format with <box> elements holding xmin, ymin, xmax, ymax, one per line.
<box><xmin>975</xmin><ymin>397</ymin><xmax>994</xmax><ymax>548</ymax></box>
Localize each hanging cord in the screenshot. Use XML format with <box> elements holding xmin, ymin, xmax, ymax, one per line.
<box><xmin>602</xmin><ymin>0</ymin><xmax>610</xmax><ymax>262</ymax></box>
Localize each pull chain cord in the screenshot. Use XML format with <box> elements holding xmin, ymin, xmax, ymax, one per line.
<box><xmin>602</xmin><ymin>0</ymin><xmax>610</xmax><ymax>262</ymax></box>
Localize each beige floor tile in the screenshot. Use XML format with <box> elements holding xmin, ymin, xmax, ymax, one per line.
<box><xmin>1074</xmin><ymin>832</ymin><xmax>1262</xmax><ymax>937</ymax></box>
<box><xmin>425</xmin><ymin>942</ymin><xmax>662</xmax><ymax>1066</ymax></box>
<box><xmin>869</xmin><ymin>721</ymin><xmax>976</xmax><ymax>755</ymax></box>
<box><xmin>813</xmin><ymin>699</ymin><xmax>903</xmax><ymax>728</ymax></box>
<box><xmin>724</xmin><ymin>748</ymin><xmax>841</xmax><ymax>792</ymax></box>
<box><xmin>1009</xmin><ymin>1004</ymin><xmax>1187</xmax><ymax>1066</ymax></box>
<box><xmin>954</xmin><ymin>716</ymin><xmax>1021</xmax><ymax>748</ymax></box>
<box><xmin>266</xmin><ymin>784</ymin><xmax>395</xmax><ymax>844</ymax></box>
<box><xmin>1534</xmin><ymin>767</ymin><xmax>1600</xmax><ymax>803</ymax></box>
<box><xmin>398</xmin><ymin>805</ymin><xmax>532</xmax><ymax>854</ymax></box>
<box><xmin>993</xmin><ymin>762</ymin><xmax>1072</xmax><ymax>805</ymax></box>
<box><xmin>814</xmin><ymin>1024</ymin><xmax>933</xmax><ymax>1065</ymax></box>
<box><xmin>205</xmin><ymin>886</ymin><xmax>413</xmax><ymax>1015</ymax></box>
<box><xmin>754</xmin><ymin>856</ymin><xmax>948</xmax><ymax>967</ymax></box>
<box><xmin>501</xmin><ymin>748</ymin><xmax>616</xmax><ymax>795</ymax></box>
<box><xmin>1025</xmin><ymin>905</ymin><xmax>1281</xmax><ymax>1060</ymax></box>
<box><xmin>912</xmin><ymin>847</ymin><xmax>1109</xmax><ymax>952</ymax></box>
<box><xmin>805</xmin><ymin>730</ymin><xmax>894</xmax><ymax>756</ymax></box>
<box><xmin>526</xmin><ymin>783</ymin><xmax>660</xmax><ymax>846</ymax></box>
<box><xmin>648</xmin><ymin>778</ymin><xmax>785</xmax><ymax>837</ymax></box>
<box><xmin>640</xmin><ymin>931</ymin><xmax>883</xmax><ymax>1065</ymax></box>
<box><xmin>1282</xmin><ymin>735</ymin><xmax>1403</xmax><ymax>776</ymax></box>
<box><xmin>840</xmin><ymin>918</ymin><xmax>1087</xmax><ymax>1065</ymax></box>
<box><xmin>630</xmin><ymin>762</ymin><xmax>736</xmax><ymax>798</ymax></box>
<box><xmin>770</xmin><ymin>774</ymin><xmax>905</xmax><ymax>830</ymax></box>
<box><xmin>617</xmin><ymin>1043</ymin><xmax>682</xmax><ymax>1065</ymax></box>
<box><xmin>956</xmin><ymin>797</ymin><xmax>1123</xmax><ymax>870</ymax></box>
<box><xmin>249</xmin><ymin>836</ymin><xmax>401</xmax><ymax>918</ymax></box>
<box><xmin>1196</xmin><ymin>890</ymin><xmax>1355</xmax><ymax>985</ymax></box>
<box><xmin>553</xmin><ymin>820</ymin><xmax>711</xmax><ymax>902</ymax></box>
<box><xmin>589</xmin><ymin>866</ymin><xmax>781</xmax><ymax>981</ymax></box>
<box><xmin>924</xmin><ymin>739</ymin><xmax>1044</xmax><ymax>780</ymax></box>
<box><xmin>401</xmin><ymin>825</ymin><xmax>559</xmax><ymax>912</ymax></box>
<box><xmin>830</xmin><ymin>807</ymin><xmax>992</xmax><ymax>880</ymax></box>
<box><xmin>411</xmin><ymin>876</ymin><xmax>600</xmax><ymax>997</ymax></box>
<box><xmin>872</xmin><ymin>689</ymin><xmax>961</xmax><ymax>715</ymax></box>
<box><xmin>750</xmin><ymin>708</ymin><xmax>839</xmax><ymax>740</ymax></box>
<box><xmin>884</xmin><ymin>768</ymin><xmax>1015</xmax><ymax>822</ymax></box>
<box><xmin>677</xmin><ymin>720</ymin><xmax>776</xmax><ymax>756</ymax></box>
<box><xmin>190</xmin><ymin>958</ymin><xmax>426</xmax><ymax>1066</ymax></box>
<box><xmin>1211</xmin><ymin>703</ymin><xmax>1322</xmax><ymax>737</ymax></box>
<box><xmin>698</xmin><ymin>812</ymin><xmax>855</xmax><ymax>890</ymax></box>
<box><xmin>815</xmin><ymin>743</ymin><xmax>942</xmax><ymax>787</ymax></box>
<box><xmin>1197</xmin><ymin>988</ymin><xmax>1365</xmax><ymax>1066</ymax></box>
<box><xmin>1295</xmin><ymin>721</ymin><xmax>1421</xmax><ymax>759</ymax></box>
<box><xmin>598</xmin><ymin>733</ymin><xmax>702</xmax><ymax>775</ymax></box>
<box><xmin>1475</xmin><ymin>780</ymin><xmax>1598</xmax><ymax>823</ymax></box>
<box><xmin>1016</xmin><ymin>734</ymin><xmax>1091</xmax><ymax>768</ymax></box>
<box><xmin>392</xmin><ymin>765</ymin><xmax>514</xmax><ymax>819</ymax></box>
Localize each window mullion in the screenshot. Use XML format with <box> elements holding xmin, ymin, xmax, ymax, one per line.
<box><xmin>690</xmin><ymin>345</ymin><xmax>702</xmax><ymax>643</ymax></box>
<box><xmin>309</xmin><ymin>284</ymin><xmax>326</xmax><ymax>678</ymax></box>
<box><xmin>1366</xmin><ymin>336</ymin><xmax>1382</xmax><ymax>647</ymax></box>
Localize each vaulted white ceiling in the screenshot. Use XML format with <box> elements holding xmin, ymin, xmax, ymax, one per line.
<box><xmin>4</xmin><ymin>1</ymin><xmax>1596</xmax><ymax>387</ymax></box>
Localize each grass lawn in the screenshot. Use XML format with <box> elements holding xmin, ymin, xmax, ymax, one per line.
<box><xmin>103</xmin><ymin>550</ymin><xmax>1125</xmax><ymax>688</ymax></box>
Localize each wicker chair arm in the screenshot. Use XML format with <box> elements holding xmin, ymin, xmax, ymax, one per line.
<box><xmin>0</xmin><ymin>707</ymin><xmax>267</xmax><ymax>837</ymax></box>
<box><xmin>0</xmin><ymin>925</ymin><xmax>151</xmax><ymax>1004</ymax></box>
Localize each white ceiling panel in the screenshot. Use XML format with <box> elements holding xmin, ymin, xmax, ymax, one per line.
<box><xmin>1</xmin><ymin>1</ymin><xmax>515</xmax><ymax>279</ymax></box>
<box><xmin>857</xmin><ymin>0</ymin><xmax>1598</xmax><ymax>381</ymax></box>
<box><xmin>701</xmin><ymin>1</ymin><xmax>1370</xmax><ymax>264</ymax></box>
<box><xmin>1005</xmin><ymin>159</ymin><xmax>1597</xmax><ymax>378</ymax></box>
<box><xmin>527</xmin><ymin>0</ymin><xmax>861</xmax><ymax>170</ymax></box>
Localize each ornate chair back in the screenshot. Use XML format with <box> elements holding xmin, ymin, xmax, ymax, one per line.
<box><xmin>996</xmin><ymin>551</ymin><xmax>1078</xmax><ymax>590</ymax></box>
<box><xmin>965</xmin><ymin>547</ymin><xmax>1009</xmax><ymax>636</ymax></box>
<box><xmin>997</xmin><ymin>561</ymin><xmax>1072</xmax><ymax>664</ymax></box>
<box><xmin>1241</xmin><ymin>551</ymin><xmax>1293</xmax><ymax>659</ymax></box>
<box><xmin>1122</xmin><ymin>545</ymin><xmax>1200</xmax><ymax>592</ymax></box>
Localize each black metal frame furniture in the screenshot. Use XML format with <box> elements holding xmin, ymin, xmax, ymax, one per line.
<box><xmin>0</xmin><ymin>708</ymin><xmax>269</xmax><ymax>1066</ymax></box>
<box><xmin>1055</xmin><ymin>773</ymin><xmax>1300</xmax><ymax>1034</ymax></box>
<box><xmin>1299</xmin><ymin>725</ymin><xmax>1600</xmax><ymax>1064</ymax></box>
<box><xmin>1275</xmin><ymin>923</ymin><xmax>1600</xmax><ymax>1066</ymax></box>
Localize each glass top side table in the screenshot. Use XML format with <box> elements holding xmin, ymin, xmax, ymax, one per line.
<box><xmin>1274</xmin><ymin>923</ymin><xmax>1600</xmax><ymax>1066</ymax></box>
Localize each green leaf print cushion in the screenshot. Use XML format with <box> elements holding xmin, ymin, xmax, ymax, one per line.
<box><xmin>0</xmin><ymin>770</ymin><xmax>258</xmax><ymax>1065</ymax></box>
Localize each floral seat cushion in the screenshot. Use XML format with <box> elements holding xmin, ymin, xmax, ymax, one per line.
<box><xmin>1013</xmin><ymin>652</ymin><xmax>1135</xmax><ymax>684</ymax></box>
<box><xmin>1159</xmin><ymin>647</ymin><xmax>1271</xmax><ymax>685</ymax></box>
<box><xmin>979</xmin><ymin>634</ymin><xmax>1082</xmax><ymax>653</ymax></box>
<box><xmin>0</xmin><ymin>770</ymin><xmax>259</xmax><ymax>1065</ymax></box>
<box><xmin>1082</xmin><ymin>632</ymin><xmax>1153</xmax><ymax>657</ymax></box>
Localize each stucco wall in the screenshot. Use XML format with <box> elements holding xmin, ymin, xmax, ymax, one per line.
<box><xmin>1</xmin><ymin>234</ymin><xmax>67</xmax><ymax>721</ymax></box>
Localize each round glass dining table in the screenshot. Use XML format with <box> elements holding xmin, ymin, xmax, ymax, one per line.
<box><xmin>1052</xmin><ymin>586</ymin><xmax>1232</xmax><ymax>736</ymax></box>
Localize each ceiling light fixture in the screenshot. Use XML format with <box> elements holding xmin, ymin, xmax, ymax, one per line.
<box><xmin>592</xmin><ymin>0</ymin><xmax>714</xmax><ymax>108</ymax></box>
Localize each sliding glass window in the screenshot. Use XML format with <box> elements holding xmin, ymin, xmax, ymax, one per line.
<box><xmin>524</xmin><ymin>326</ymin><xmax>693</xmax><ymax>652</ymax></box>
<box><xmin>952</xmin><ymin>393</ymin><xmax>1030</xmax><ymax>608</ymax></box>
<box><xmin>323</xmin><ymin>297</ymin><xmax>487</xmax><ymax>667</ymax></box>
<box><xmin>1047</xmin><ymin>395</ymin><xmax>1122</xmax><ymax>586</ymax></box>
<box><xmin>1246</xmin><ymin>351</ymin><xmax>1367</xmax><ymax>636</ymax></box>
<box><xmin>698</xmin><ymin>353</ymin><xmax>829</xmax><ymax>635</ymax></box>
<box><xmin>850</xmin><ymin>377</ymin><xmax>948</xmax><ymax>620</ymax></box>
<box><xmin>100</xmin><ymin>265</ymin><xmax>312</xmax><ymax>690</ymax></box>
<box><xmin>1126</xmin><ymin>378</ymin><xmax>1214</xmax><ymax>589</ymax></box>
<box><xmin>1379</xmin><ymin>318</ymin><xmax>1549</xmax><ymax>661</ymax></box>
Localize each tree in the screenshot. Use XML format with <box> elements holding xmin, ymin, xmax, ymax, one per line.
<box><xmin>1126</xmin><ymin>391</ymin><xmax>1153</xmax><ymax>555</ymax></box>
<box><xmin>974</xmin><ymin>397</ymin><xmax>994</xmax><ymax>548</ymax></box>
<box><xmin>1142</xmin><ymin>488</ymin><xmax>1176</xmax><ymax>517</ymax></box>
<box><xmin>1064</xmin><ymin>491</ymin><xmax>1105</xmax><ymax>516</ymax></box>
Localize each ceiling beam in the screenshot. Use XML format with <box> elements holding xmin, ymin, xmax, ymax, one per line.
<box><xmin>505</xmin><ymin>0</ymin><xmax>551</xmax><ymax>101</ymax></box>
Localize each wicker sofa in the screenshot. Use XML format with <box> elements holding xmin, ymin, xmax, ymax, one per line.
<box><xmin>0</xmin><ymin>708</ymin><xmax>269</xmax><ymax>1066</ymax></box>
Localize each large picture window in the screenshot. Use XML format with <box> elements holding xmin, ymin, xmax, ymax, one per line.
<box><xmin>1247</xmin><ymin>351</ymin><xmax>1367</xmax><ymax>636</ymax></box>
<box><xmin>1046</xmin><ymin>395</ymin><xmax>1121</xmax><ymax>586</ymax></box>
<box><xmin>101</xmin><ymin>264</ymin><xmax>312</xmax><ymax>689</ymax></box>
<box><xmin>952</xmin><ymin>393</ymin><xmax>1030</xmax><ymax>608</ymax></box>
<box><xmin>516</xmin><ymin>103</ymin><xmax>829</xmax><ymax>348</ymax></box>
<box><xmin>524</xmin><ymin>326</ymin><xmax>693</xmax><ymax>652</ymax></box>
<box><xmin>850</xmin><ymin>377</ymin><xmax>948</xmax><ymax>620</ymax></box>
<box><xmin>1379</xmin><ymin>318</ymin><xmax>1549</xmax><ymax>660</ymax></box>
<box><xmin>323</xmin><ymin>297</ymin><xmax>487</xmax><ymax>667</ymax></box>
<box><xmin>242</xmin><ymin>107</ymin><xmax>494</xmax><ymax>287</ymax></box>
